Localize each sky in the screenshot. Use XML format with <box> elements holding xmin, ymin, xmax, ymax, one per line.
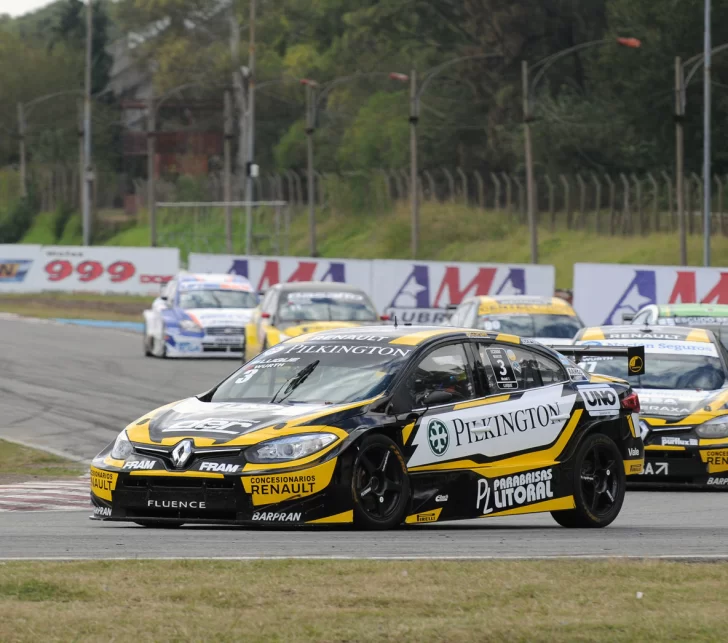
<box><xmin>4</xmin><ymin>0</ymin><xmax>58</xmax><ymax>17</ymax></box>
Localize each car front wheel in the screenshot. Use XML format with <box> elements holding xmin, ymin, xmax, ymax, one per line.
<box><xmin>351</xmin><ymin>434</ymin><xmax>410</xmax><ymax>530</ymax></box>
<box><xmin>552</xmin><ymin>432</ymin><xmax>625</xmax><ymax>528</ymax></box>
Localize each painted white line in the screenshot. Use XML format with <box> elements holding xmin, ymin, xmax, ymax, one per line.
<box><xmin>2</xmin><ymin>554</ymin><xmax>728</xmax><ymax>561</ymax></box>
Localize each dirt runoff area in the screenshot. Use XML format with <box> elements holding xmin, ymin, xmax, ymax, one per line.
<box><xmin>0</xmin><ymin>293</ymin><xmax>154</xmax><ymax>322</ymax></box>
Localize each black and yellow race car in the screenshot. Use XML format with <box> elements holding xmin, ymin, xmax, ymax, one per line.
<box><xmin>244</xmin><ymin>281</ymin><xmax>385</xmax><ymax>361</ymax></box>
<box><xmin>91</xmin><ymin>326</ymin><xmax>644</xmax><ymax>529</ymax></box>
<box><xmin>573</xmin><ymin>324</ymin><xmax>728</xmax><ymax>488</ymax></box>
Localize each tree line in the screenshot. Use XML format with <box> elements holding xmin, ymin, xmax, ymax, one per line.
<box><xmin>2</xmin><ymin>0</ymin><xmax>728</xmax><ymax>181</ymax></box>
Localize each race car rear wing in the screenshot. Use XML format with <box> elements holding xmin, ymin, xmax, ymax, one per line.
<box><xmin>548</xmin><ymin>345</ymin><xmax>645</xmax><ymax>376</ymax></box>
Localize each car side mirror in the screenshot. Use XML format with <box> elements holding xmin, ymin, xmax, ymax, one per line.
<box><xmin>622</xmin><ymin>312</ymin><xmax>635</xmax><ymax>322</ymax></box>
<box><xmin>423</xmin><ymin>390</ymin><xmax>454</xmax><ymax>406</ymax></box>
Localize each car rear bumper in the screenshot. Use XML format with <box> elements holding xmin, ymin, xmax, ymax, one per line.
<box><xmin>628</xmin><ymin>444</ymin><xmax>728</xmax><ymax>488</ymax></box>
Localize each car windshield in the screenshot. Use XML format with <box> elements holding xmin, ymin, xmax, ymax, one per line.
<box><xmin>178</xmin><ymin>289</ymin><xmax>258</xmax><ymax>309</ymax></box>
<box><xmin>211</xmin><ymin>339</ymin><xmax>411</xmax><ymax>405</ymax></box>
<box><xmin>277</xmin><ymin>291</ymin><xmax>378</xmax><ymax>323</ymax></box>
<box><xmin>579</xmin><ymin>354</ymin><xmax>726</xmax><ymax>391</ymax></box>
<box><xmin>477</xmin><ymin>314</ymin><xmax>581</xmax><ymax>339</ymax></box>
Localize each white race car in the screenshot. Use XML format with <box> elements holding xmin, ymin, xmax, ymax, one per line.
<box><xmin>143</xmin><ymin>273</ymin><xmax>259</xmax><ymax>358</ymax></box>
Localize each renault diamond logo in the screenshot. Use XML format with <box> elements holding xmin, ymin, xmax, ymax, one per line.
<box><xmin>171</xmin><ymin>439</ymin><xmax>194</xmax><ymax>468</ymax></box>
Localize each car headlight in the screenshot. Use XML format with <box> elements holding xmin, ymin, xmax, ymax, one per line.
<box><xmin>110</xmin><ymin>431</ymin><xmax>134</xmax><ymax>460</ymax></box>
<box><xmin>180</xmin><ymin>319</ymin><xmax>203</xmax><ymax>333</ymax></box>
<box><xmin>246</xmin><ymin>433</ymin><xmax>338</xmax><ymax>463</ymax></box>
<box><xmin>695</xmin><ymin>417</ymin><xmax>728</xmax><ymax>439</ymax></box>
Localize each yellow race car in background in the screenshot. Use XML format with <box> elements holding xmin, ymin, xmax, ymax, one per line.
<box><xmin>244</xmin><ymin>281</ymin><xmax>387</xmax><ymax>361</ymax></box>
<box><xmin>446</xmin><ymin>295</ymin><xmax>584</xmax><ymax>345</ymax></box>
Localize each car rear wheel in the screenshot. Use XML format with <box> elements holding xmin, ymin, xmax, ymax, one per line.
<box><xmin>552</xmin><ymin>433</ymin><xmax>625</xmax><ymax>528</ymax></box>
<box><xmin>134</xmin><ymin>521</ymin><xmax>183</xmax><ymax>528</ymax></box>
<box><xmin>351</xmin><ymin>434</ymin><xmax>410</xmax><ymax>530</ymax></box>
<box><xmin>143</xmin><ymin>325</ymin><xmax>152</xmax><ymax>357</ymax></box>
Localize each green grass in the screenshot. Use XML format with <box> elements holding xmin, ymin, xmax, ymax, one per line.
<box><xmin>0</xmin><ymin>439</ymin><xmax>85</xmax><ymax>480</ymax></box>
<box><xmin>17</xmin><ymin>202</ymin><xmax>728</xmax><ymax>288</ymax></box>
<box><xmin>19</xmin><ymin>211</ymin><xmax>57</xmax><ymax>244</ymax></box>
<box><xmin>0</xmin><ymin>560</ymin><xmax>727</xmax><ymax>641</ymax></box>
<box><xmin>0</xmin><ymin>292</ymin><xmax>153</xmax><ymax>321</ymax></box>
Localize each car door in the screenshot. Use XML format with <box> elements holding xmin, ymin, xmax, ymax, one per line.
<box><xmin>404</xmin><ymin>340</ymin><xmax>577</xmax><ymax>471</ymax></box>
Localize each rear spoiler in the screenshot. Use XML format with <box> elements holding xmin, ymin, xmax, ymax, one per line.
<box><xmin>549</xmin><ymin>345</ymin><xmax>645</xmax><ymax>376</ymax></box>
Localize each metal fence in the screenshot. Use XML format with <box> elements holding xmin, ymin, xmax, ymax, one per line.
<box><xmin>3</xmin><ymin>165</ymin><xmax>728</xmax><ymax>245</ymax></box>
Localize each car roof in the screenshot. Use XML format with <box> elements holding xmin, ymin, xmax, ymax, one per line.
<box><xmin>577</xmin><ymin>324</ymin><xmax>714</xmax><ymax>343</ymax></box>
<box><xmin>656</xmin><ymin>304</ymin><xmax>728</xmax><ymax>317</ymax></box>
<box><xmin>285</xmin><ymin>324</ymin><xmax>533</xmax><ymax>348</ymax></box>
<box><xmin>178</xmin><ymin>272</ymin><xmax>252</xmax><ymax>284</ymax></box>
<box><xmin>176</xmin><ymin>272</ymin><xmax>254</xmax><ymax>291</ymax></box>
<box><xmin>275</xmin><ymin>281</ymin><xmax>368</xmax><ymax>293</ymax></box>
<box><xmin>475</xmin><ymin>295</ymin><xmax>576</xmax><ymax>315</ymax></box>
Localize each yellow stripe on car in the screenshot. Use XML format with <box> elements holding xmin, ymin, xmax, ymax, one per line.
<box><xmin>307</xmin><ymin>510</ymin><xmax>353</xmax><ymax>524</ymax></box>
<box><xmin>481</xmin><ymin>495</ymin><xmax>575</xmax><ymax>518</ymax></box>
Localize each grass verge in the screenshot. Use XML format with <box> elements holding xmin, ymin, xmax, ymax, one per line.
<box><xmin>0</xmin><ymin>560</ymin><xmax>726</xmax><ymax>641</ymax></box>
<box><xmin>0</xmin><ymin>292</ymin><xmax>154</xmax><ymax>322</ymax></box>
<box><xmin>0</xmin><ymin>439</ymin><xmax>85</xmax><ymax>483</ymax></box>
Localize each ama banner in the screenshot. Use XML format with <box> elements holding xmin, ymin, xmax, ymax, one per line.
<box><xmin>372</xmin><ymin>260</ymin><xmax>554</xmax><ymax>323</ymax></box>
<box><xmin>574</xmin><ymin>263</ymin><xmax>728</xmax><ymax>326</ymax></box>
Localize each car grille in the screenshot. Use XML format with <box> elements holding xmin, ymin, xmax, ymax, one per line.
<box><xmin>120</xmin><ymin>476</ymin><xmax>237</xmax><ymax>489</ymax></box>
<box><xmin>134</xmin><ymin>446</ymin><xmax>243</xmax><ymax>470</ymax></box>
<box><xmin>206</xmin><ymin>327</ymin><xmax>245</xmax><ymax>336</ymax></box>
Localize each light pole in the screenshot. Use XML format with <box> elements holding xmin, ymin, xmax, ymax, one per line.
<box><xmin>300</xmin><ymin>72</ymin><xmax>406</xmax><ymax>257</ymax></box>
<box><xmin>244</xmin><ymin>0</ymin><xmax>256</xmax><ymax>256</ymax></box>
<box><xmin>390</xmin><ymin>54</ymin><xmax>504</xmax><ymax>259</ymax></box>
<box><xmin>83</xmin><ymin>0</ymin><xmax>93</xmax><ymax>246</ymax></box>
<box><xmin>673</xmin><ymin>42</ymin><xmax>728</xmax><ymax>266</ymax></box>
<box><xmin>704</xmin><ymin>0</ymin><xmax>712</xmax><ymax>267</ymax></box>
<box><xmin>522</xmin><ymin>37</ymin><xmax>641</xmax><ymax>264</ymax></box>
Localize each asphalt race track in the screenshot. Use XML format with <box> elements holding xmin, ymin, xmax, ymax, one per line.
<box><xmin>1</xmin><ymin>316</ymin><xmax>727</xmax><ymax>560</ymax></box>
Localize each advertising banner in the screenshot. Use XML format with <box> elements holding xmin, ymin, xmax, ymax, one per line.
<box><xmin>574</xmin><ymin>263</ymin><xmax>728</xmax><ymax>326</ymax></box>
<box><xmin>371</xmin><ymin>260</ymin><xmax>556</xmax><ymax>324</ymax></box>
<box><xmin>0</xmin><ymin>245</ymin><xmax>42</xmax><ymax>292</ymax></box>
<box><xmin>0</xmin><ymin>245</ymin><xmax>179</xmax><ymax>295</ymax></box>
<box><xmin>188</xmin><ymin>253</ymin><xmax>373</xmax><ymax>293</ymax></box>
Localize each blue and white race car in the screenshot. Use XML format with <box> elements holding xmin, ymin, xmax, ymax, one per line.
<box><xmin>143</xmin><ymin>273</ymin><xmax>259</xmax><ymax>358</ymax></box>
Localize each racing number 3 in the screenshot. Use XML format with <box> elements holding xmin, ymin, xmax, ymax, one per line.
<box><xmin>45</xmin><ymin>260</ymin><xmax>135</xmax><ymax>283</ymax></box>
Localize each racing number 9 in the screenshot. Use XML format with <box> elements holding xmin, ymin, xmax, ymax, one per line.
<box><xmin>44</xmin><ymin>260</ymin><xmax>135</xmax><ymax>283</ymax></box>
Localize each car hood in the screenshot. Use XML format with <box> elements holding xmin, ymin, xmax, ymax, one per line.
<box><xmin>125</xmin><ymin>397</ymin><xmax>361</xmax><ymax>447</ymax></box>
<box><xmin>278</xmin><ymin>320</ymin><xmax>369</xmax><ymax>338</ymax></box>
<box><xmin>185</xmin><ymin>308</ymin><xmax>254</xmax><ymax>327</ymax></box>
<box><xmin>636</xmin><ymin>388</ymin><xmax>716</xmax><ymax>420</ymax></box>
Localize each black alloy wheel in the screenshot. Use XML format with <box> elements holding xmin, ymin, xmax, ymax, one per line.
<box><xmin>552</xmin><ymin>433</ymin><xmax>625</xmax><ymax>528</ymax></box>
<box><xmin>351</xmin><ymin>434</ymin><xmax>410</xmax><ymax>530</ymax></box>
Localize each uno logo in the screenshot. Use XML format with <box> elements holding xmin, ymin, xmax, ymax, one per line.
<box><xmin>629</xmin><ymin>355</ymin><xmax>643</xmax><ymax>374</ymax></box>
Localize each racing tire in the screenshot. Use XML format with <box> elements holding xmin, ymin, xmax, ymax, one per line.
<box><xmin>155</xmin><ymin>327</ymin><xmax>167</xmax><ymax>358</ymax></box>
<box><xmin>134</xmin><ymin>521</ymin><xmax>184</xmax><ymax>528</ymax></box>
<box><xmin>551</xmin><ymin>433</ymin><xmax>625</xmax><ymax>529</ymax></box>
<box><xmin>143</xmin><ymin>325</ymin><xmax>152</xmax><ymax>357</ymax></box>
<box><xmin>351</xmin><ymin>433</ymin><xmax>410</xmax><ymax>530</ymax></box>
